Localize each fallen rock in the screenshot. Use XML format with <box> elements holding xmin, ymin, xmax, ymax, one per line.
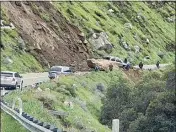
<box><xmin>134</xmin><ymin>45</ymin><xmax>140</xmax><ymax>53</ymax></box>
<box><xmin>34</xmin><ymin>43</ymin><xmax>41</xmax><ymax>50</ymax></box>
<box><xmin>157</xmin><ymin>52</ymin><xmax>165</xmax><ymax>59</ymax></box>
<box><xmin>166</xmin><ymin>16</ymin><xmax>175</xmax><ymax>23</ymax></box>
<box><xmin>15</xmin><ymin>1</ymin><xmax>22</xmax><ymax>6</ymax></box>
<box><xmin>36</xmin><ymin>87</ymin><xmax>42</xmax><ymax>92</ymax></box>
<box><xmin>96</xmin><ymin>83</ymin><xmax>106</xmax><ymax>92</ymax></box>
<box><xmin>78</xmin><ymin>32</ymin><xmax>85</xmax><ymax>37</ymax></box>
<box><xmin>87</xmin><ymin>59</ymin><xmax>119</xmax><ymax>71</ymax></box>
<box><xmin>124</xmin><ymin>23</ymin><xmax>133</xmax><ymax>29</ymax></box>
<box><xmin>64</xmin><ymin>101</ymin><xmax>74</xmax><ymax>109</ymax></box>
<box><xmin>88</xmin><ymin>32</ymin><xmax>113</xmax><ymax>51</ymax></box>
<box><xmin>108</xmin><ymin>9</ymin><xmax>114</xmax><ymax>13</ymax></box>
<box><xmin>83</xmin><ymin>39</ymin><xmax>88</xmax><ymax>44</ymax></box>
<box><xmin>146</xmin><ymin>38</ymin><xmax>150</xmax><ymax>44</ymax></box>
<box><xmin>18</xmin><ymin>37</ymin><xmax>26</xmax><ymax>51</ymax></box>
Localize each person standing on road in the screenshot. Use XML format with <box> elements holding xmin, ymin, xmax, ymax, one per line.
<box><xmin>124</xmin><ymin>58</ymin><xmax>127</xmax><ymax>63</ymax></box>
<box><xmin>139</xmin><ymin>61</ymin><xmax>143</xmax><ymax>69</ymax></box>
<box><xmin>124</xmin><ymin>62</ymin><xmax>131</xmax><ymax>71</ymax></box>
<box><xmin>95</xmin><ymin>65</ymin><xmax>99</xmax><ymax>71</ymax></box>
<box><xmin>156</xmin><ymin>61</ymin><xmax>160</xmax><ymax>69</ymax></box>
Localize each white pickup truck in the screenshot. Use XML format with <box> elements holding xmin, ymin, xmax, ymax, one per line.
<box><xmin>0</xmin><ymin>71</ymin><xmax>23</xmax><ymax>90</ymax></box>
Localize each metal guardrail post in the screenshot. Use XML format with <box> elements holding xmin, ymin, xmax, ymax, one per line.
<box><xmin>112</xmin><ymin>119</ymin><xmax>119</xmax><ymax>132</ymax></box>
<box><xmin>12</xmin><ymin>97</ymin><xmax>23</xmax><ymax>115</ymax></box>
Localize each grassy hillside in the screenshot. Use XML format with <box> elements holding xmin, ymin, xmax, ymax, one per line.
<box><xmin>1</xmin><ymin>2</ymin><xmax>175</xmax><ymax>131</ymax></box>
<box><xmin>1</xmin><ymin>111</ymin><xmax>28</xmax><ymax>132</ymax></box>
<box><xmin>54</xmin><ymin>1</ymin><xmax>175</xmax><ymax>65</ymax></box>
<box><xmin>3</xmin><ymin>70</ymin><xmax>130</xmax><ymax>131</ymax></box>
<box><xmin>3</xmin><ymin>66</ymin><xmax>174</xmax><ymax>131</ymax></box>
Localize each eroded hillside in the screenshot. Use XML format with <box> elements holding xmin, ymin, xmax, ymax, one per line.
<box><xmin>1</xmin><ymin>2</ymin><xmax>92</xmax><ymax>72</ymax></box>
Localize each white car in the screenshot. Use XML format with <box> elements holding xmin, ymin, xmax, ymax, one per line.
<box><xmin>48</xmin><ymin>66</ymin><xmax>73</xmax><ymax>79</ymax></box>
<box><xmin>0</xmin><ymin>71</ymin><xmax>23</xmax><ymax>90</ymax></box>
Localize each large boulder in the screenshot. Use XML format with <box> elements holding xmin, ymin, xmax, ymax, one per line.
<box><xmin>88</xmin><ymin>32</ymin><xmax>113</xmax><ymax>52</ymax></box>
<box><xmin>87</xmin><ymin>59</ymin><xmax>119</xmax><ymax>71</ymax></box>
<box><xmin>18</xmin><ymin>37</ymin><xmax>26</xmax><ymax>51</ymax></box>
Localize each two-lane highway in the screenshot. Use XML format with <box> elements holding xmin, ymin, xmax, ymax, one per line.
<box><xmin>21</xmin><ymin>72</ymin><xmax>49</xmax><ymax>87</ymax></box>
<box><xmin>133</xmin><ymin>64</ymin><xmax>170</xmax><ymax>70</ymax></box>
<box><xmin>0</xmin><ymin>64</ymin><xmax>170</xmax><ymax>96</ymax></box>
<box><xmin>1</xmin><ymin>72</ymin><xmax>49</xmax><ymax>96</ymax></box>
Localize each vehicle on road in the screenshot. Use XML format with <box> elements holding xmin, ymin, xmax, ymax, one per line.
<box><xmin>48</xmin><ymin>66</ymin><xmax>72</xmax><ymax>79</ymax></box>
<box><xmin>0</xmin><ymin>71</ymin><xmax>23</xmax><ymax>90</ymax></box>
<box><xmin>103</xmin><ymin>56</ymin><xmax>123</xmax><ymax>63</ymax></box>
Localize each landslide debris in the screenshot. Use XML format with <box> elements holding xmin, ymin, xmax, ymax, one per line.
<box><xmin>2</xmin><ymin>2</ymin><xmax>93</xmax><ymax>71</ymax></box>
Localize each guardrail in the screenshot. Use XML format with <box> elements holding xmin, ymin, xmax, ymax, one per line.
<box><xmin>1</xmin><ymin>81</ymin><xmax>63</xmax><ymax>132</ymax></box>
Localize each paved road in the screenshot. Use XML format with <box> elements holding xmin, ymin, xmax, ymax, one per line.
<box><xmin>1</xmin><ymin>72</ymin><xmax>49</xmax><ymax>96</ymax></box>
<box><xmin>0</xmin><ymin>64</ymin><xmax>170</xmax><ymax>96</ymax></box>
<box><xmin>21</xmin><ymin>72</ymin><xmax>49</xmax><ymax>87</ymax></box>
<box><xmin>133</xmin><ymin>64</ymin><xmax>170</xmax><ymax>70</ymax></box>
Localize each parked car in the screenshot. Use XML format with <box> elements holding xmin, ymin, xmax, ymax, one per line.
<box><xmin>0</xmin><ymin>71</ymin><xmax>23</xmax><ymax>89</ymax></box>
<box><xmin>103</xmin><ymin>56</ymin><xmax>123</xmax><ymax>63</ymax></box>
<box><xmin>48</xmin><ymin>66</ymin><xmax>72</xmax><ymax>79</ymax></box>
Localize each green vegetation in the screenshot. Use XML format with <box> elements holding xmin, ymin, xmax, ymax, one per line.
<box><xmin>54</xmin><ymin>2</ymin><xmax>175</xmax><ymax>64</ymax></box>
<box><xmin>1</xmin><ymin>1</ymin><xmax>175</xmax><ymax>132</ymax></box>
<box><xmin>100</xmin><ymin>65</ymin><xmax>175</xmax><ymax>131</ymax></box>
<box><xmin>1</xmin><ymin>111</ymin><xmax>28</xmax><ymax>132</ymax></box>
<box><xmin>3</xmin><ymin>70</ymin><xmax>125</xmax><ymax>131</ymax></box>
<box><xmin>3</xmin><ymin>66</ymin><xmax>175</xmax><ymax>131</ymax></box>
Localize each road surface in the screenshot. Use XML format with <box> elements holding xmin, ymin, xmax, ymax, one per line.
<box><xmin>1</xmin><ymin>72</ymin><xmax>49</xmax><ymax>96</ymax></box>
<box><xmin>133</xmin><ymin>64</ymin><xmax>170</xmax><ymax>70</ymax></box>
<box><xmin>0</xmin><ymin>64</ymin><xmax>170</xmax><ymax>96</ymax></box>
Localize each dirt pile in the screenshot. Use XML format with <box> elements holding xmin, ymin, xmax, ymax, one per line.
<box><xmin>2</xmin><ymin>2</ymin><xmax>92</xmax><ymax>71</ymax></box>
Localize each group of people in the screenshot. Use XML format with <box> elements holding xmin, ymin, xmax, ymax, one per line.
<box><xmin>139</xmin><ymin>61</ymin><xmax>160</xmax><ymax>70</ymax></box>
<box><xmin>94</xmin><ymin>58</ymin><xmax>160</xmax><ymax>72</ymax></box>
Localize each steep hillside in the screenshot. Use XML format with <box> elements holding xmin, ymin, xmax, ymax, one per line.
<box><xmin>1</xmin><ymin>1</ymin><xmax>175</xmax><ymax>72</ymax></box>
<box><xmin>55</xmin><ymin>1</ymin><xmax>175</xmax><ymax>65</ymax></box>
<box><xmin>1</xmin><ymin>2</ymin><xmax>92</xmax><ymax>72</ymax></box>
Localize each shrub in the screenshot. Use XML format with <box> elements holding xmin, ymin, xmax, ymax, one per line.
<box><xmin>65</xmin><ymin>86</ymin><xmax>77</xmax><ymax>97</ymax></box>
<box><xmin>35</xmin><ymin>92</ymin><xmax>56</xmax><ymax>110</ymax></box>
<box><xmin>40</xmin><ymin>13</ymin><xmax>50</xmax><ymax>22</ymax></box>
<box><xmin>96</xmin><ymin>83</ymin><xmax>106</xmax><ymax>93</ymax></box>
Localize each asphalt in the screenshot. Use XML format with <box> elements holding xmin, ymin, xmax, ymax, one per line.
<box><xmin>1</xmin><ymin>72</ymin><xmax>49</xmax><ymax>96</ymax></box>
<box><xmin>0</xmin><ymin>64</ymin><xmax>170</xmax><ymax>96</ymax></box>
<box><xmin>133</xmin><ymin>64</ymin><xmax>170</xmax><ymax>70</ymax></box>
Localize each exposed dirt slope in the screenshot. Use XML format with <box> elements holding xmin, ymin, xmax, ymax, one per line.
<box><xmin>2</xmin><ymin>2</ymin><xmax>92</xmax><ymax>71</ymax></box>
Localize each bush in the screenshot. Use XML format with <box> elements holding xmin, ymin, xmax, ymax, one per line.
<box><xmin>65</xmin><ymin>86</ymin><xmax>77</xmax><ymax>97</ymax></box>
<box><xmin>35</xmin><ymin>92</ymin><xmax>56</xmax><ymax>110</ymax></box>
<box><xmin>40</xmin><ymin>13</ymin><xmax>50</xmax><ymax>22</ymax></box>
<box><xmin>96</xmin><ymin>83</ymin><xmax>106</xmax><ymax>93</ymax></box>
<box><xmin>100</xmin><ymin>77</ymin><xmax>132</xmax><ymax>127</ymax></box>
<box><xmin>100</xmin><ymin>68</ymin><xmax>176</xmax><ymax>131</ymax></box>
